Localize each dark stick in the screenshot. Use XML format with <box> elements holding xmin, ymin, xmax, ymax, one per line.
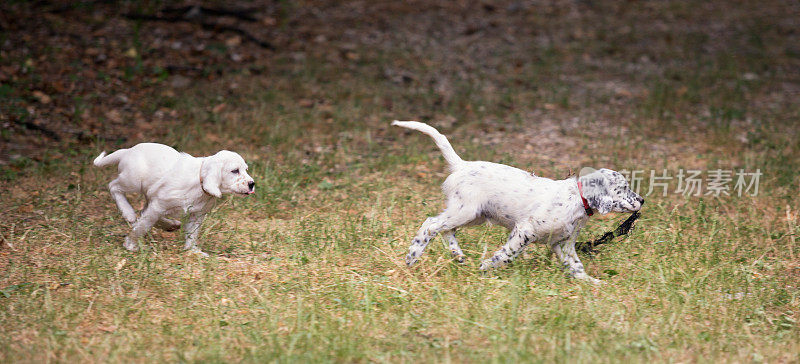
<box><xmin>576</xmin><ymin>211</ymin><xmax>641</xmax><ymax>254</ymax></box>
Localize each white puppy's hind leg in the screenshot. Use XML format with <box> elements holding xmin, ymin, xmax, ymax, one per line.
<box><xmin>124</xmin><ymin>204</ymin><xmax>161</xmax><ymax>251</ymax></box>
<box><xmin>109</xmin><ymin>178</ymin><xmax>137</xmax><ymax>224</ymax></box>
<box><xmin>183</xmin><ymin>213</ymin><xmax>208</xmax><ymax>257</ymax></box>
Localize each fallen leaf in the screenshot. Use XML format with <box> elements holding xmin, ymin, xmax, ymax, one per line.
<box><xmin>212</xmin><ymin>103</ymin><xmax>227</xmax><ymax>114</ymax></box>
<box><xmin>105</xmin><ymin>109</ymin><xmax>122</xmax><ymax>123</ymax></box>
<box><xmin>345</xmin><ymin>51</ymin><xmax>360</xmax><ymax>61</ymax></box>
<box><xmin>262</xmin><ymin>17</ymin><xmax>276</xmax><ymax>26</ymax></box>
<box><xmin>115</xmin><ymin>258</ymin><xmax>127</xmax><ymax>271</ymax></box>
<box><xmin>32</xmin><ymin>91</ymin><xmax>51</xmax><ymax>104</ymax></box>
<box><xmin>225</xmin><ymin>36</ymin><xmax>241</xmax><ymax>47</ymax></box>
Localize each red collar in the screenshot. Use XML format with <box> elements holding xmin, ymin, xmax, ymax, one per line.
<box><xmin>576</xmin><ymin>180</ymin><xmax>593</xmax><ymax>216</ymax></box>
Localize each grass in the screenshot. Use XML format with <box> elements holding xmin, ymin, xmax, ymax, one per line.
<box><xmin>2</xmin><ymin>0</ymin><xmax>800</xmax><ymax>362</ymax></box>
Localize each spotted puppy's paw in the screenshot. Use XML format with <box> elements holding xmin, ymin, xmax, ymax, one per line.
<box><xmin>586</xmin><ymin>276</ymin><xmax>604</xmax><ymax>285</ymax></box>
<box><xmin>478</xmin><ymin>259</ymin><xmax>494</xmax><ymax>271</ymax></box>
<box><xmin>186</xmin><ymin>247</ymin><xmax>209</xmax><ymax>257</ymax></box>
<box><xmin>454</xmin><ymin>254</ymin><xmax>466</xmax><ymax>264</ymax></box>
<box><xmin>405</xmin><ymin>252</ymin><xmax>419</xmax><ymax>267</ymax></box>
<box><xmin>573</xmin><ymin>272</ymin><xmax>603</xmax><ymax>285</ymax></box>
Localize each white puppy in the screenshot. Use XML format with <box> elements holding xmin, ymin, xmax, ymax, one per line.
<box><xmin>93</xmin><ymin>143</ymin><xmax>255</xmax><ymax>255</ymax></box>
<box><xmin>393</xmin><ymin>121</ymin><xmax>643</xmax><ymax>283</ymax></box>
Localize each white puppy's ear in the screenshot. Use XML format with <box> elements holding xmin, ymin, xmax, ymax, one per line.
<box><xmin>200</xmin><ymin>156</ymin><xmax>223</xmax><ymax>198</ymax></box>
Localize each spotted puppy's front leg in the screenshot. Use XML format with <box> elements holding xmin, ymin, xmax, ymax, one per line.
<box><xmin>551</xmin><ymin>237</ymin><xmax>601</xmax><ymax>284</ymax></box>
<box><xmin>479</xmin><ymin>226</ymin><xmax>535</xmax><ymax>270</ymax></box>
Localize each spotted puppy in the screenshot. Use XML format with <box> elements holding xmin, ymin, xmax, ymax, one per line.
<box><xmin>393</xmin><ymin>121</ymin><xmax>643</xmax><ymax>283</ymax></box>
<box><xmin>94</xmin><ymin>143</ymin><xmax>255</xmax><ymax>255</ymax></box>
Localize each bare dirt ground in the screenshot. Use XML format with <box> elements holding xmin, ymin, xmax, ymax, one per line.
<box><xmin>3</xmin><ymin>0</ymin><xmax>797</xmax><ymax>165</ymax></box>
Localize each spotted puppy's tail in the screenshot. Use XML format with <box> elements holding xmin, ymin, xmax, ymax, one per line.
<box><xmin>392</xmin><ymin>120</ymin><xmax>464</xmax><ymax>169</ymax></box>
<box><xmin>93</xmin><ymin>148</ymin><xmax>128</xmax><ymax>167</ymax></box>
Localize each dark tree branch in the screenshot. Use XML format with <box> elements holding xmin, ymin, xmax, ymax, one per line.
<box><xmin>161</xmin><ymin>5</ymin><xmax>260</xmax><ymax>22</ymax></box>
<box><xmin>12</xmin><ymin>119</ymin><xmax>61</xmax><ymax>141</ymax></box>
<box><xmin>123</xmin><ymin>12</ymin><xmax>275</xmax><ymax>50</ymax></box>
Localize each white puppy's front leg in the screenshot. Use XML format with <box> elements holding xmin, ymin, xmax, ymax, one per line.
<box><xmin>124</xmin><ymin>204</ymin><xmax>161</xmax><ymax>251</ymax></box>
<box><xmin>183</xmin><ymin>213</ymin><xmax>208</xmax><ymax>256</ymax></box>
<box><xmin>479</xmin><ymin>226</ymin><xmax>534</xmax><ymax>270</ymax></box>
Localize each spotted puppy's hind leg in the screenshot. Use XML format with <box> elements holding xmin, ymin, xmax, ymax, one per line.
<box><xmin>479</xmin><ymin>225</ymin><xmax>535</xmax><ymax>270</ymax></box>
<box><xmin>441</xmin><ymin>229</ymin><xmax>466</xmax><ymax>263</ymax></box>
<box><xmin>406</xmin><ymin>207</ymin><xmax>478</xmax><ymax>266</ymax></box>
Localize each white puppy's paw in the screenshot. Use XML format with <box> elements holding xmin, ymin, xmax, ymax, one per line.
<box><xmin>479</xmin><ymin>259</ymin><xmax>493</xmax><ymax>271</ymax></box>
<box><xmin>123</xmin><ymin>236</ymin><xmax>139</xmax><ymax>251</ymax></box>
<box><xmin>123</xmin><ymin>212</ymin><xmax>137</xmax><ymax>224</ymax></box>
<box><xmin>186</xmin><ymin>247</ymin><xmax>209</xmax><ymax>257</ymax></box>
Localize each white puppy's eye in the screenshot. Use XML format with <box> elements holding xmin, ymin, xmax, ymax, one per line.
<box><xmin>232</xmin><ymin>169</ymin><xmax>240</xmax><ymax>174</ymax></box>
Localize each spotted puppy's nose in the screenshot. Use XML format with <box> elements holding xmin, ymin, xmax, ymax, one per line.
<box><xmin>636</xmin><ymin>195</ymin><xmax>645</xmax><ymax>205</ymax></box>
<box><xmin>248</xmin><ymin>181</ymin><xmax>255</xmax><ymax>191</ymax></box>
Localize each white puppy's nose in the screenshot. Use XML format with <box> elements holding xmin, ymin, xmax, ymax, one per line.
<box><xmin>248</xmin><ymin>181</ymin><xmax>255</xmax><ymax>191</ymax></box>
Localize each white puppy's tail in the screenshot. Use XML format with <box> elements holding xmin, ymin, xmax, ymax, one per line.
<box><xmin>392</xmin><ymin>120</ymin><xmax>464</xmax><ymax>168</ymax></box>
<box><xmin>93</xmin><ymin>149</ymin><xmax>127</xmax><ymax>167</ymax></box>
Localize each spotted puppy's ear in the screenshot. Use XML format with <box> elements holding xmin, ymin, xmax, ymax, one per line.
<box><xmin>200</xmin><ymin>155</ymin><xmax>222</xmax><ymax>198</ymax></box>
<box><xmin>579</xmin><ymin>171</ymin><xmax>613</xmax><ymax>215</ymax></box>
<box><xmin>588</xmin><ymin>195</ymin><xmax>614</xmax><ymax>215</ymax></box>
